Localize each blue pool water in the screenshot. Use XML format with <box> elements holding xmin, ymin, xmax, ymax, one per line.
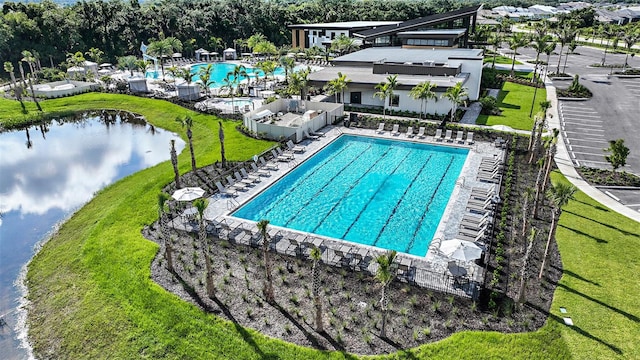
<box><xmin>233</xmin><ymin>135</ymin><xmax>469</xmax><ymax>256</ymax></box>
<box><xmin>189</xmin><ymin>63</ymin><xmax>285</xmax><ymax>87</ymax></box>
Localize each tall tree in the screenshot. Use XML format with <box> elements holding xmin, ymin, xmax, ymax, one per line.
<box><xmin>20</xmin><ymin>51</ymin><xmax>42</xmax><ymax>111</ymax></box>
<box><xmin>563</xmin><ymin>40</ymin><xmax>578</xmax><ymax>74</ymax></box>
<box><xmin>530</xmin><ymin>34</ymin><xmax>552</xmax><ymax>83</ymax></box>
<box><xmin>157</xmin><ymin>192</ymin><xmax>174</xmax><ymax>273</ymax></box>
<box><xmin>539</xmin><ymin>182</ymin><xmax>577</xmax><ymax>279</ymax></box>
<box><xmin>325</xmin><ymin>71</ymin><xmax>350</xmax><ymax>103</ymax></box>
<box><xmin>197</xmin><ymin>63</ymin><xmax>215</xmax><ymax>96</ymax></box>
<box><xmin>279</xmin><ymin>55</ymin><xmax>295</xmax><ymax>81</ymax></box>
<box><xmin>257</xmin><ymin>219</ymin><xmax>275</xmax><ymax>303</ymax></box>
<box><xmin>517</xmin><ymin>228</ymin><xmax>537</xmax><ymax>305</ymax></box>
<box><xmin>409</xmin><ymin>81</ymin><xmax>437</xmax><ymax>119</ymax></box>
<box><xmin>373</xmin><ymin>74</ymin><xmax>399</xmax><ymax>118</ymax></box>
<box><xmin>442</xmin><ymin>82</ymin><xmax>468</xmax><ymax>122</ymax></box>
<box><xmin>310</xmin><ymin>246</ymin><xmax>323</xmax><ymax>332</ymax></box>
<box><xmin>604</xmin><ymin>139</ymin><xmax>630</xmax><ymax>171</ymax></box>
<box><xmin>4</xmin><ymin>61</ymin><xmax>26</xmax><ymax>112</ymax></box>
<box><xmin>622</xmin><ymin>30</ymin><xmax>640</xmax><ymax>72</ymax></box>
<box><xmin>176</xmin><ymin>115</ymin><xmax>196</xmax><ymax>171</ymax></box>
<box><xmin>488</xmin><ymin>33</ymin><xmax>503</xmax><ymax>69</ymax></box>
<box><xmin>508</xmin><ymin>32</ymin><xmax>527</xmax><ymax>77</ymax></box>
<box><xmin>218</xmin><ymin>122</ymin><xmax>226</xmax><ymax>168</ymax></box>
<box><xmin>194</xmin><ymin>198</ymin><xmax>215</xmax><ymax>299</ymax></box>
<box><xmin>541</xmin><ymin>128</ymin><xmax>560</xmax><ymax>193</ymax></box>
<box><xmin>521</xmin><ymin>187</ymin><xmax>535</xmax><ymax>238</ymax></box>
<box><xmin>117</xmin><ymin>55</ymin><xmax>139</xmax><ymax>77</ymax></box>
<box><xmin>170</xmin><ymin>139</ymin><xmax>181</xmax><ymax>189</ymax></box>
<box><xmin>165</xmin><ymin>36</ymin><xmax>182</xmax><ymax>66</ymax></box>
<box><xmin>147</xmin><ymin>38</ymin><xmax>172</xmax><ymax>81</ymax></box>
<box><xmin>375</xmin><ymin>250</ymin><xmax>397</xmax><ymax>339</ymax></box>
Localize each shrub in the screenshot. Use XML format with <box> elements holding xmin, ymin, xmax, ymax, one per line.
<box><xmin>479</xmin><ymin>96</ymin><xmax>502</xmax><ymax>115</ymax></box>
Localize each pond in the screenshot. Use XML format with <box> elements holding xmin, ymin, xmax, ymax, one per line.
<box><xmin>0</xmin><ymin>111</ymin><xmax>184</xmax><ymax>359</ymax></box>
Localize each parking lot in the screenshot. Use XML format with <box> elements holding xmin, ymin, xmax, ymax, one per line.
<box><xmin>501</xmin><ymin>43</ymin><xmax>640</xmax><ymax>212</ymax></box>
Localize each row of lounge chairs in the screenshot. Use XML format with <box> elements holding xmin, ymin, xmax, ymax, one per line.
<box><xmin>375</xmin><ymin>123</ymin><xmax>474</xmax><ymax>145</ymax></box>
<box><xmin>213</xmin><ymin>140</ymin><xmax>308</xmax><ymax>196</ymax></box>
<box><xmin>301</xmin><ymin>59</ymin><xmax>332</xmax><ymax>66</ymax></box>
<box><xmin>457</xmin><ymin>184</ymin><xmax>499</xmax><ymax>243</ymax></box>
<box><xmin>477</xmin><ymin>156</ymin><xmax>504</xmax><ymax>183</ymax></box>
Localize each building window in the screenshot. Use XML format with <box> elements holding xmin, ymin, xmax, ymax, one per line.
<box><xmin>374</xmin><ymin>36</ymin><xmax>391</xmax><ymax>46</ymax></box>
<box><xmin>407</xmin><ymin>38</ymin><xmax>449</xmax><ymax>46</ymax></box>
<box><xmin>390</xmin><ymin>95</ymin><xmax>399</xmax><ymax>107</ymax></box>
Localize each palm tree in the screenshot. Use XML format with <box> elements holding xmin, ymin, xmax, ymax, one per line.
<box><xmin>194</xmin><ymin>198</ymin><xmax>215</xmax><ymax>299</ymax></box>
<box><xmin>488</xmin><ymin>33</ymin><xmax>503</xmax><ymax>69</ymax></box>
<box><xmin>330</xmin><ymin>34</ymin><xmax>360</xmax><ymax>56</ymax></box>
<box><xmin>170</xmin><ymin>139</ymin><xmax>181</xmax><ymax>188</ymax></box>
<box><xmin>325</xmin><ymin>72</ymin><xmax>350</xmax><ymax>103</ymax></box>
<box><xmin>218</xmin><ymin>122</ymin><xmax>226</xmax><ymax>168</ymax></box>
<box><xmin>310</xmin><ymin>246</ymin><xmax>323</xmax><ymax>332</ymax></box>
<box><xmin>409</xmin><ymin>81</ymin><xmax>437</xmax><ymax>119</ymax></box>
<box><xmin>20</xmin><ymin>51</ymin><xmax>42</xmax><ymax>111</ymax></box>
<box><xmin>85</xmin><ymin>47</ymin><xmax>104</xmax><ymax>65</ymax></box>
<box><xmin>622</xmin><ymin>30</ymin><xmax>640</xmax><ymax>72</ymax></box>
<box><xmin>231</xmin><ymin>64</ymin><xmax>248</xmax><ymax>96</ymax></box>
<box><xmin>541</xmin><ymin>128</ymin><xmax>559</xmax><ymax>193</ymax></box>
<box><xmin>539</xmin><ymin>182</ymin><xmax>577</xmax><ymax>279</ymax></box>
<box><xmin>542</xmin><ymin>41</ymin><xmax>557</xmax><ymax>80</ymax></box>
<box><xmin>209</xmin><ymin>36</ymin><xmax>224</xmax><ymax>55</ymax></box>
<box><xmin>554</xmin><ymin>24</ymin><xmax>576</xmax><ymax>74</ymax></box>
<box><xmin>157</xmin><ymin>192</ymin><xmax>174</xmax><ymax>273</ymax></box>
<box><xmin>279</xmin><ymin>56</ymin><xmax>295</xmax><ymax>82</ymax></box>
<box><xmin>176</xmin><ymin>115</ymin><xmax>196</xmax><ymax>171</ymax></box>
<box><xmin>165</xmin><ymin>36</ymin><xmax>183</xmax><ymax>66</ymax></box>
<box><xmin>563</xmin><ymin>40</ymin><xmax>578</xmax><ymax>74</ymax></box>
<box><xmin>508</xmin><ymin>32</ymin><xmax>527</xmax><ymax>76</ymax></box>
<box><xmin>197</xmin><ymin>64</ymin><xmax>215</xmax><ymax>96</ymax></box>
<box><xmin>247</xmin><ymin>33</ymin><xmax>267</xmax><ymax>53</ymax></box>
<box><xmin>117</xmin><ymin>55</ymin><xmax>139</xmax><ymax>77</ymax></box>
<box><xmin>257</xmin><ymin>220</ymin><xmax>275</xmax><ymax>303</ymax></box>
<box><xmin>517</xmin><ymin>228</ymin><xmax>537</xmax><ymax>304</ymax></box>
<box><xmin>599</xmin><ymin>25</ymin><xmax>613</xmax><ymax>66</ymax></box>
<box><xmin>4</xmin><ymin>61</ymin><xmax>26</xmax><ymax>111</ymax></box>
<box><xmin>147</xmin><ymin>39</ymin><xmax>172</xmax><ymax>81</ymax></box>
<box><xmin>170</xmin><ymin>66</ymin><xmax>193</xmax><ymax>85</ymax></box>
<box><xmin>442</xmin><ymin>82</ymin><xmax>468</xmax><ymax>122</ymax></box>
<box><xmin>530</xmin><ymin>34</ymin><xmax>552</xmax><ymax>83</ymax></box>
<box><xmin>375</xmin><ymin>250</ymin><xmax>397</xmax><ymax>338</ymax></box>
<box><xmin>287</xmin><ymin>69</ymin><xmax>309</xmax><ymax>99</ymax></box>
<box><xmin>373</xmin><ymin>74</ymin><xmax>399</xmax><ymax>118</ymax></box>
<box><xmin>521</xmin><ymin>187</ymin><xmax>535</xmax><ymax>238</ymax></box>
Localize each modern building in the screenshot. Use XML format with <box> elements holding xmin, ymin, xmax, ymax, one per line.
<box><xmin>307</xmin><ymin>47</ymin><xmax>483</xmax><ymax>116</ymax></box>
<box><xmin>288</xmin><ymin>21</ymin><xmax>401</xmax><ymax>49</ymax></box>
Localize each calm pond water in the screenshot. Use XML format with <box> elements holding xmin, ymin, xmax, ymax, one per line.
<box><xmin>0</xmin><ymin>111</ymin><xmax>184</xmax><ymax>359</ymax></box>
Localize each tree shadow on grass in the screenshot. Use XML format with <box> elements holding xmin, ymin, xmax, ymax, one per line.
<box><xmin>564</xmin><ymin>210</ymin><xmax>639</xmax><ymax>238</ymax></box>
<box><xmin>571</xmin><ymin>198</ymin><xmax>610</xmax><ymax>212</ymax></box>
<box><xmin>562</xmin><ymin>269</ymin><xmax>601</xmax><ymax>287</ymax></box>
<box><xmin>527</xmin><ymin>302</ymin><xmax>623</xmax><ymax>355</ymax></box>
<box><xmin>556</xmin><ymin>283</ymin><xmax>639</xmax><ymax>324</ymax></box>
<box><xmin>270</xmin><ymin>302</ymin><xmax>330</xmax><ymax>352</ymax></box>
<box><xmin>559</xmin><ymin>224</ymin><xmax>608</xmax><ymax>243</ymax></box>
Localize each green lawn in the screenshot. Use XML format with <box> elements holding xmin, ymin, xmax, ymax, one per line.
<box><xmin>476</xmin><ymin>81</ymin><xmax>545</xmax><ymax>131</ymax></box>
<box><xmin>483</xmin><ymin>55</ymin><xmax>522</xmax><ymax>65</ymax></box>
<box><xmin>2</xmin><ymin>95</ymin><xmax>638</xmax><ymax>359</ymax></box>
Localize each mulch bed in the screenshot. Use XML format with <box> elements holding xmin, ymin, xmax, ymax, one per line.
<box><xmin>144</xmin><ymin>135</ymin><xmax>563</xmax><ymax>355</ymax></box>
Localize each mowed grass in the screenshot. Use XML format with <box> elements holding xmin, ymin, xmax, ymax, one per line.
<box><xmin>547</xmin><ymin>172</ymin><xmax>640</xmax><ymax>360</ymax></box>
<box><xmin>483</xmin><ymin>55</ymin><xmax>522</xmax><ymax>65</ymax></box>
<box><xmin>2</xmin><ymin>95</ymin><xmax>638</xmax><ymax>359</ymax></box>
<box><xmin>476</xmin><ymin>81</ymin><xmax>545</xmax><ymax>130</ymax></box>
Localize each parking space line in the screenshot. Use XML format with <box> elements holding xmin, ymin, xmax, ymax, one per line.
<box><xmin>563</xmin><ymin>122</ymin><xmax>603</xmax><ymax>128</ymax></box>
<box><xmin>563</xmin><ymin>128</ymin><xmax>605</xmax><ymax>133</ymax></box>
<box><xmin>579</xmin><ymin>159</ymin><xmax>610</xmax><ymax>165</ymax></box>
<box><xmin>560</xmin><ymin>110</ymin><xmax>600</xmax><ymax>116</ymax></box>
<box><xmin>560</xmin><ymin>106</ymin><xmax>597</xmax><ymax>111</ymax></box>
<box><xmin>562</xmin><ymin>118</ymin><xmax>603</xmax><ymax>123</ymax></box>
<box><xmin>571</xmin><ymin>150</ymin><xmax>606</xmax><ymax>156</ymax></box>
<box><xmin>568</xmin><ymin>144</ymin><xmax>607</xmax><ymax>150</ymax></box>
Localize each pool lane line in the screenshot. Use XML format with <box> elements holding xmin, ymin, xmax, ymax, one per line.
<box><xmin>310</xmin><ymin>146</ymin><xmax>395</xmax><ymax>233</ymax></box>
<box><xmin>341</xmin><ymin>151</ymin><xmax>427</xmax><ymax>241</ymax></box>
<box><xmin>260</xmin><ymin>142</ymin><xmax>356</xmax><ymax>219</ymax></box>
<box><xmin>281</xmin><ymin>144</ymin><xmax>374</xmax><ymax>227</ymax></box>
<box><xmin>405</xmin><ymin>156</ymin><xmax>455</xmax><ymax>254</ymax></box>
<box><xmin>371</xmin><ymin>152</ymin><xmax>436</xmax><ymax>248</ymax></box>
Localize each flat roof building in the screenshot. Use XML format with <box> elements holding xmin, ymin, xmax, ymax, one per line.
<box><xmin>288</xmin><ymin>21</ymin><xmax>400</xmax><ymax>49</ymax></box>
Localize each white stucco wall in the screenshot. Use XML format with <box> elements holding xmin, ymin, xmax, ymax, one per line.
<box><xmin>449</xmin><ymin>58</ymin><xmax>483</xmax><ymax>100</ymax></box>
<box><xmin>344</xmin><ymin>86</ymin><xmax>455</xmax><ymax>115</ymax></box>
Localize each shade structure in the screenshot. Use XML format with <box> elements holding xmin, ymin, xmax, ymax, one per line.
<box><xmin>172</xmin><ymin>52</ymin><xmax>183</xmax><ymax>58</ymax></box>
<box><xmin>440</xmin><ymin>239</ymin><xmax>483</xmax><ymax>262</ymax></box>
<box><xmin>172</xmin><ymin>187</ymin><xmax>205</xmax><ymax>202</ymax></box>
<box><xmin>99</xmin><ymin>63</ymin><xmax>112</xmax><ymax>68</ymax></box>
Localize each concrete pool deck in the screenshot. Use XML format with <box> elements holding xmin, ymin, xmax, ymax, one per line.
<box><xmin>193</xmin><ymin>126</ymin><xmax>503</xmax><ymax>298</ymax></box>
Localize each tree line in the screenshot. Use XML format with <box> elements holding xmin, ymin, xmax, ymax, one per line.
<box><xmin>1</xmin><ymin>0</ymin><xmax>460</xmax><ymax>69</ymax></box>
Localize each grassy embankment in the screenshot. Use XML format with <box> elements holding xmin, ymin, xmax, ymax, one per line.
<box><xmin>1</xmin><ymin>95</ymin><xmax>638</xmax><ymax>359</ymax></box>
<box><xmin>483</xmin><ymin>55</ymin><xmax>522</xmax><ymax>65</ymax></box>
<box><xmin>476</xmin><ymin>81</ymin><xmax>545</xmax><ymax>131</ymax></box>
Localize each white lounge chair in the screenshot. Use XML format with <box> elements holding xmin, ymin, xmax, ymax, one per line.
<box><xmin>444</xmin><ymin>129</ymin><xmax>453</xmax><ymax>142</ymax></box>
<box><xmin>251</xmin><ymin>162</ymin><xmax>271</xmax><ymax>176</ymax></box>
<box><xmin>271</xmin><ymin>149</ymin><xmax>291</xmax><ymax>162</ymax></box>
<box><xmin>286</xmin><ymin>140</ymin><xmax>305</xmax><ymax>153</ymax></box>
<box><xmin>215</xmin><ymin>181</ymin><xmax>237</xmax><ymax>197</ymax></box>
<box><xmin>259</xmin><ymin>156</ymin><xmax>279</xmax><ymax>171</ymax></box>
<box><xmin>455</xmin><ymin>131</ymin><xmax>464</xmax><ymax>143</ymax></box>
<box><xmin>391</xmin><ymin>124</ymin><xmax>400</xmax><ymax>136</ymax></box>
<box><xmin>406</xmin><ymin>127</ymin><xmax>414</xmax><ymax>138</ymax></box>
<box><xmin>303</xmin><ymin>129</ymin><xmax>319</xmax><ymax>140</ymax></box>
<box><xmin>235</xmin><ymin>171</ymin><xmax>255</xmax><ymax>186</ymax></box>
<box><xmin>376</xmin><ymin>122</ymin><xmax>385</xmax><ymax>134</ymax></box>
<box><xmin>417</xmin><ymin>126</ymin><xmax>426</xmax><ymax>139</ymax></box>
<box><xmin>434</xmin><ymin>128</ymin><xmax>443</xmax><ymax>142</ymax></box>
<box><xmin>240</xmin><ymin>168</ymin><xmax>261</xmax><ymax>182</ymax></box>
<box><xmin>226</xmin><ymin>175</ymin><xmax>248</xmax><ymax>192</ymax></box>
<box><xmin>466</xmin><ymin>132</ymin><xmax>474</xmax><ymax>145</ymax></box>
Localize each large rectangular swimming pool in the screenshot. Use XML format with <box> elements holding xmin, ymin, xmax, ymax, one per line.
<box><xmin>233</xmin><ymin>135</ymin><xmax>468</xmax><ymax>256</ymax></box>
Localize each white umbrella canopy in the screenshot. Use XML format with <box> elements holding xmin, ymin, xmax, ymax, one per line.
<box><xmin>172</xmin><ymin>187</ymin><xmax>206</xmax><ymax>201</ymax></box>
<box><xmin>440</xmin><ymin>239</ymin><xmax>483</xmax><ymax>262</ymax></box>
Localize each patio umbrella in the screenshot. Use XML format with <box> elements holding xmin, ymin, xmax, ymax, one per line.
<box><xmin>172</xmin><ymin>187</ymin><xmax>205</xmax><ymax>202</ymax></box>
<box><xmin>439</xmin><ymin>239</ymin><xmax>483</xmax><ymax>262</ymax></box>
<box><xmin>447</xmin><ymin>262</ymin><xmax>467</xmax><ymax>277</ymax></box>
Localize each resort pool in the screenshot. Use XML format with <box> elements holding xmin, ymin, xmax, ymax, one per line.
<box><xmin>224</xmin><ymin>99</ymin><xmax>254</xmax><ymax>107</ymax></box>
<box><xmin>233</xmin><ymin>135</ymin><xmax>468</xmax><ymax>256</ymax></box>
<box><xmin>189</xmin><ymin>62</ymin><xmax>285</xmax><ymax>87</ymax></box>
